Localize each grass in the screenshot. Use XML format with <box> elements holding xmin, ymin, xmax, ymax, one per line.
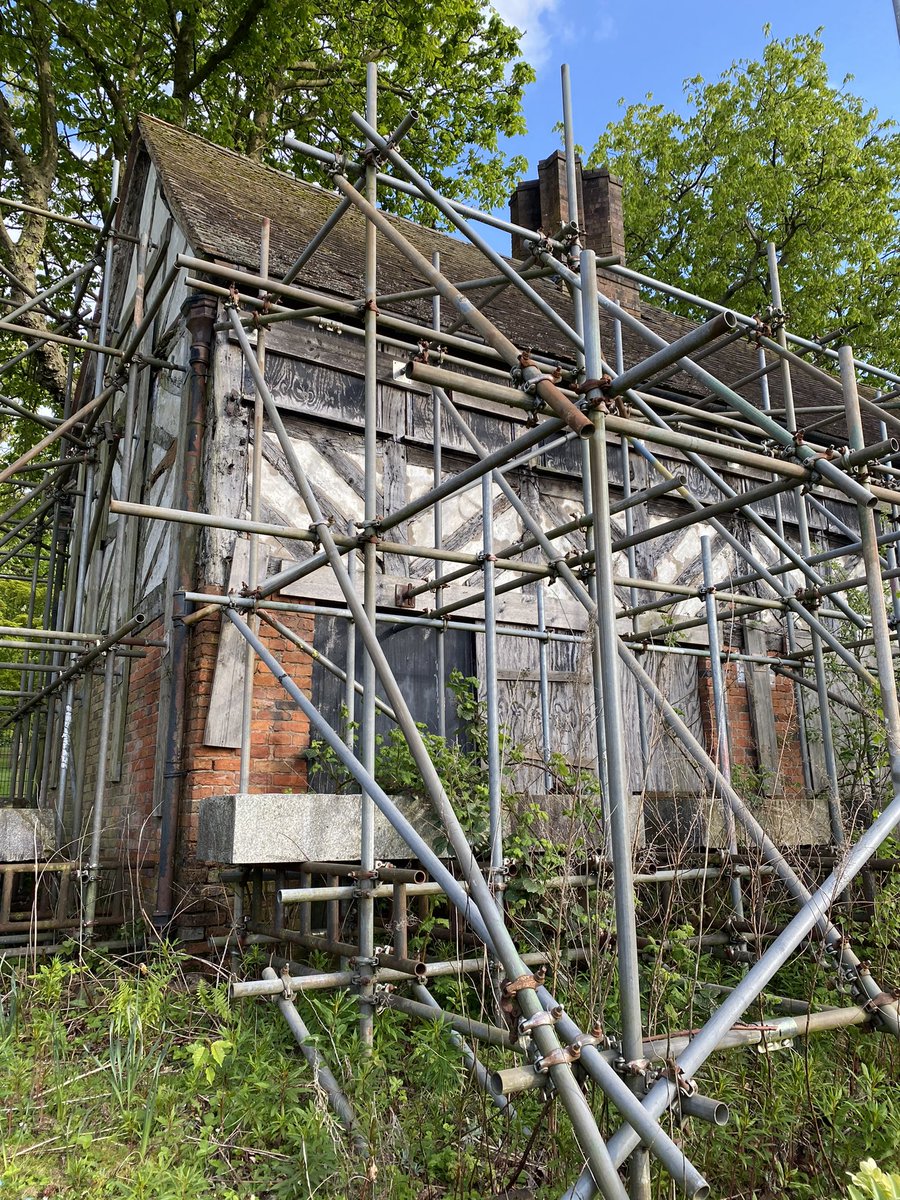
<box><xmin>0</xmin><ymin>944</ymin><xmax>563</xmax><ymax>1199</ymax></box>
<box><xmin>3</xmin><ymin>933</ymin><xmax>900</xmax><ymax>1200</ymax></box>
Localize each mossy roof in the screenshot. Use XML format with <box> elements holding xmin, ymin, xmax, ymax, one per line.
<box><xmin>135</xmin><ymin>114</ymin><xmax>867</xmax><ymax>440</ymax></box>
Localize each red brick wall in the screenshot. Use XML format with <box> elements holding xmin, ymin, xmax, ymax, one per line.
<box><xmin>41</xmin><ymin>618</ymin><xmax>167</xmax><ymax>932</ymax></box>
<box><xmin>66</xmin><ymin>603</ymin><xmax>317</xmax><ymax>946</ymax></box>
<box><xmin>179</xmin><ymin>603</ymin><xmax>315</xmax><ymax>858</ymax></box>
<box><xmin>114</xmin><ymin>615</ymin><xmax>166</xmax><ymax>861</ymax></box>
<box><xmin>164</xmin><ymin>602</ymin><xmax>316</xmax><ymax>945</ymax></box>
<box><xmin>63</xmin><ymin>615</ymin><xmax>166</xmax><ymax>867</ymax></box>
<box><xmin>697</xmin><ymin>650</ymin><xmax>806</xmax><ymax>795</ymax></box>
<box><xmin>771</xmin><ymin>672</ymin><xmax>807</xmax><ymax>793</ymax></box>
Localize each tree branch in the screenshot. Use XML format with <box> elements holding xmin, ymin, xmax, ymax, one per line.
<box><xmin>45</xmin><ymin>7</ymin><xmax>126</xmax><ymax>120</ymax></box>
<box><xmin>0</xmin><ymin>93</ymin><xmax>36</xmax><ymax>188</ymax></box>
<box><xmin>189</xmin><ymin>0</ymin><xmax>271</xmax><ymax>92</ymax></box>
<box><xmin>27</xmin><ymin>1</ymin><xmax>58</xmax><ymax>190</ymax></box>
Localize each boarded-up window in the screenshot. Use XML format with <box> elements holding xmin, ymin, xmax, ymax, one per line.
<box><xmin>309</xmin><ymin>616</ymin><xmax>476</xmax><ymax>787</ymax></box>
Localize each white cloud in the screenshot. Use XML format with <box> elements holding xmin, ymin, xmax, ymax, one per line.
<box><xmin>491</xmin><ymin>0</ymin><xmax>561</xmax><ymax>69</ymax></box>
<box><xmin>594</xmin><ymin>13</ymin><xmax>615</xmax><ymax>42</ymax></box>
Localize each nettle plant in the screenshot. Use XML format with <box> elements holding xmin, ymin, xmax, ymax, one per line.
<box><xmin>305</xmin><ymin>670</ymin><xmax>500</xmax><ymax>848</ymax></box>
<box><xmin>305</xmin><ymin>669</ymin><xmax>603</xmax><ymax>862</ymax></box>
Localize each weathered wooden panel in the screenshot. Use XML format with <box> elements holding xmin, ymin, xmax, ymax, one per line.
<box><xmin>309</xmin><ymin>612</ymin><xmax>475</xmax><ymax>757</ymax></box>
<box><xmin>252</xmin><ymin>321</ymin><xmax>367</xmax><ymax>372</ymax></box>
<box><xmin>379</xmin><ymin>382</ymin><xmax>410</xmax><ymax>437</ymax></box>
<box><xmin>743</xmin><ymin>620</ymin><xmax>780</xmax><ymax>794</ymax></box>
<box><xmin>789</xmin><ymin>627</ymin><xmax>828</xmax><ymax>795</ymax></box>
<box><xmin>480</xmin><ymin>624</ymin><xmax>599</xmax><ymax>793</ymax></box>
<box><xmin>201</xmin><ymin>392</ymin><xmax>249</xmax><ymax>591</ymax></box>
<box><xmin>536</xmin><ymin>435</ymin><xmax>583</xmax><ymax>476</ymax></box>
<box><xmin>204</xmin><ymin>540</ymin><xmax>251</xmax><ymax>747</ymax></box>
<box><xmin>135</xmin><ymin>365</ymin><xmax>184</xmax><ymax>604</ymax></box>
<box><xmin>617</xmin><ymin>648</ymin><xmax>707</xmax><ymax>798</ymax></box>
<box><xmin>410</xmin><ymin>384</ymin><xmax>527</xmax><ymax>456</ymax></box>
<box><xmin>382</xmin><ymin>437</ymin><xmax>409</xmax><ymax>576</ymax></box>
<box><xmin>249</xmin><ymin>355</ymin><xmax>366</xmax><ymax>427</ymax></box>
<box><xmin>237</xmin><ymin>320</ymin><xmax>416</xmax><ymax>387</ymax></box>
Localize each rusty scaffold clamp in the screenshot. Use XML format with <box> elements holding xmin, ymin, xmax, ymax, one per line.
<box><xmin>499</xmin><ymin>970</ymin><xmax>545</xmax><ymax>1031</ymax></box>
<box><xmin>535</xmin><ymin>1042</ymin><xmax>583</xmax><ymax>1072</ymax></box>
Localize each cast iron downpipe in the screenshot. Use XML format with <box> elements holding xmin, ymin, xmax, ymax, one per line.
<box><xmin>154</xmin><ymin>293</ymin><xmax>216</xmax><ymax>929</ymax></box>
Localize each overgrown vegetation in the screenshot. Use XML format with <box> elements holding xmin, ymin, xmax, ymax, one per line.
<box><xmin>6</xmin><ymin>617</ymin><xmax>900</xmax><ymax>1197</ymax></box>
<box><xmin>305</xmin><ymin>669</ymin><xmax>603</xmax><ymax>873</ymax></box>
<box><xmin>294</xmin><ymin>648</ymin><xmax>900</xmax><ymax>1198</ymax></box>
<box><xmin>0</xmin><ymin>943</ymin><xmax>574</xmax><ymax>1198</ymax></box>
<box><xmin>3</xmin><ymin>928</ymin><xmax>900</xmax><ymax>1198</ymax></box>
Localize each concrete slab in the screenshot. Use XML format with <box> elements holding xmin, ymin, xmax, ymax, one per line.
<box><xmin>0</xmin><ymin>808</ymin><xmax>56</xmax><ymax>861</ymax></box>
<box><xmin>642</xmin><ymin>791</ymin><xmax>832</xmax><ymax>850</ymax></box>
<box><xmin>197</xmin><ymin>793</ymin><xmax>445</xmax><ymax>864</ymax></box>
<box><xmin>198</xmin><ymin>790</ymin><xmax>633</xmax><ymax>864</ymax></box>
<box><xmin>198</xmin><ymin>789</ymin><xmax>830</xmax><ymax>866</ymax></box>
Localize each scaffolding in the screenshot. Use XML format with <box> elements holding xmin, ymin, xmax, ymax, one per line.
<box><xmin>2</xmin><ymin>62</ymin><xmax>900</xmax><ymax>1200</ymax></box>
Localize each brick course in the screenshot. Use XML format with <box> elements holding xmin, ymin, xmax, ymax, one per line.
<box><xmin>697</xmin><ymin>647</ymin><xmax>806</xmax><ymax>796</ymax></box>
<box><xmin>169</xmin><ymin>600</ymin><xmax>315</xmax><ymax>946</ymax></box>
<box><xmin>57</xmin><ymin>600</ymin><xmax>317</xmax><ymax>950</ymax></box>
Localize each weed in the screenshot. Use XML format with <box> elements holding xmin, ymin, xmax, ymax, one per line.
<box><xmin>847</xmin><ymin>1160</ymin><xmax>900</xmax><ymax>1200</ymax></box>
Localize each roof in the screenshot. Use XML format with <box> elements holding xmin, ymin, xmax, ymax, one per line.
<box><xmin>134</xmin><ymin>114</ymin><xmax>864</xmax><ymax>445</ymax></box>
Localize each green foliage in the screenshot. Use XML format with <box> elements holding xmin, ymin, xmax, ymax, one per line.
<box><xmin>730</xmin><ymin>761</ymin><xmax>775</xmax><ymax>805</ymax></box>
<box><xmin>0</xmin><ymin>946</ymin><xmax>564</xmax><ymax>1198</ymax></box>
<box><xmin>678</xmin><ymin>1029</ymin><xmax>900</xmax><ymax>1199</ymax></box>
<box><xmin>0</xmin><ymin>573</ymin><xmax>46</xmax><ymax>701</ymax></box>
<box><xmin>12</xmin><ymin>0</ymin><xmax>532</xmax><ymax>205</ymax></box>
<box><xmin>847</xmin><ymin>1160</ymin><xmax>900</xmax><ymax>1200</ymax></box>
<box><xmin>801</xmin><ymin>567</ymin><xmax>897</xmax><ymax>821</ymax></box>
<box><xmin>4</xmin><ymin>940</ymin><xmax>900</xmax><ymax>1198</ymax></box>
<box><xmin>187</xmin><ymin>1035</ymin><xmax>234</xmax><ymax>1084</ymax></box>
<box><xmin>504</xmin><ymin>751</ymin><xmax>602</xmax><ymax>914</ymax></box>
<box><xmin>589</xmin><ymin>29</ymin><xmax>900</xmax><ymax>367</ymax></box>
<box><xmin>309</xmin><ymin>672</ymin><xmax>609</xmax><ymax>951</ymax></box>
<box><xmin>306</xmin><ymin>669</ymin><xmax>509</xmax><ymax>848</ymax></box>
<box><xmin>0</xmin><ymin>0</ymin><xmax>533</xmax><ymax>408</ymax></box>
<box><xmin>308</xmin><ymin>671</ymin><xmax>610</xmax><ymax>884</ymax></box>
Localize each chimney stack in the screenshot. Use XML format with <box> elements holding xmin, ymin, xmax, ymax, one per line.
<box><xmin>509</xmin><ymin>151</ymin><xmax>639</xmax><ymax>315</ymax></box>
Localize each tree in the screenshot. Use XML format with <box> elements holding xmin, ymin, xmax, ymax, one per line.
<box><xmin>0</xmin><ymin>0</ymin><xmax>532</xmax><ymax>407</ymax></box>
<box><xmin>588</xmin><ymin>30</ymin><xmax>900</xmax><ymax>368</ymax></box>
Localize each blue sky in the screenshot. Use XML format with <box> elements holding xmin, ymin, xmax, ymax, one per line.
<box><xmin>487</xmin><ymin>0</ymin><xmax>900</xmax><ymax>236</ymax></box>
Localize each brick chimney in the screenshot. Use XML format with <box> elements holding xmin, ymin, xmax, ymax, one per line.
<box><xmin>510</xmin><ymin>150</ymin><xmax>639</xmax><ymax>315</ymax></box>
